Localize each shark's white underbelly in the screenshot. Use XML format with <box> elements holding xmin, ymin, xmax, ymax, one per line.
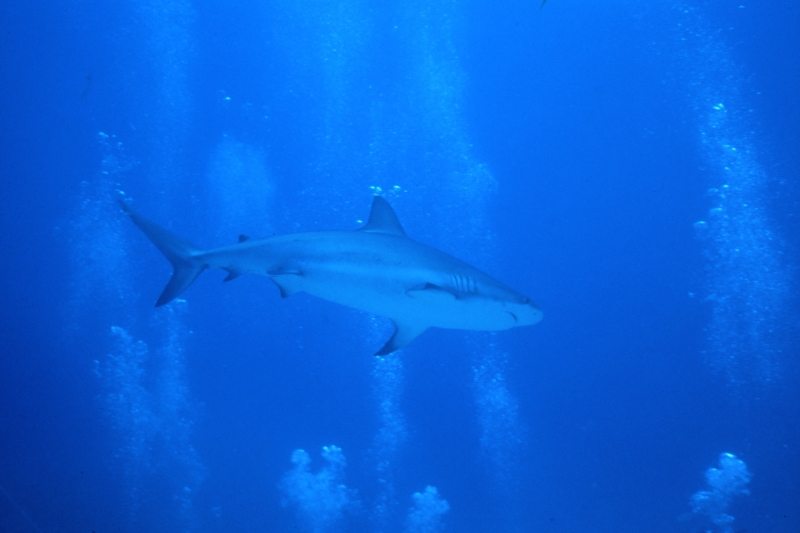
<box><xmin>296</xmin><ymin>262</ymin><xmax>516</xmax><ymax>331</ymax></box>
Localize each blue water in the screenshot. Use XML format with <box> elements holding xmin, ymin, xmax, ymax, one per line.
<box><xmin>1</xmin><ymin>1</ymin><xmax>798</xmax><ymax>532</ymax></box>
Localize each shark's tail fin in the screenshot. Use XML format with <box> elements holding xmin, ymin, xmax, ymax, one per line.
<box><xmin>119</xmin><ymin>201</ymin><xmax>207</xmax><ymax>306</ymax></box>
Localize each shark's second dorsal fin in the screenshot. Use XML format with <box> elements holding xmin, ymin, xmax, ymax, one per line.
<box><xmin>359</xmin><ymin>196</ymin><xmax>405</xmax><ymax>236</ymax></box>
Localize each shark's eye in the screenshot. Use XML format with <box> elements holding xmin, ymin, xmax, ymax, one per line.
<box><xmin>521</xmin><ymin>297</ymin><xmax>530</xmax><ymax>304</ymax></box>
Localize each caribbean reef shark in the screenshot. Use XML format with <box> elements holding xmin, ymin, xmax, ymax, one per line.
<box><xmin>120</xmin><ymin>197</ymin><xmax>542</xmax><ymax>354</ymax></box>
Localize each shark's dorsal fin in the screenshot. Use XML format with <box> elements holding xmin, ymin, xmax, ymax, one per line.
<box><xmin>375</xmin><ymin>319</ymin><xmax>428</xmax><ymax>356</ymax></box>
<box><xmin>359</xmin><ymin>196</ymin><xmax>405</xmax><ymax>236</ymax></box>
<box><xmin>239</xmin><ymin>235</ymin><xmax>251</xmax><ymax>243</ymax></box>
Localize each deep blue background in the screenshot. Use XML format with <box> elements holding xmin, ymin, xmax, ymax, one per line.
<box><xmin>1</xmin><ymin>1</ymin><xmax>798</xmax><ymax>532</ymax></box>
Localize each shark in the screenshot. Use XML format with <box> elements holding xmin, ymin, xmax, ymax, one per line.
<box><xmin>120</xmin><ymin>196</ymin><xmax>542</xmax><ymax>354</ymax></box>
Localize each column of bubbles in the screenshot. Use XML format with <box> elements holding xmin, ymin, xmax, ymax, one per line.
<box><xmin>151</xmin><ymin>301</ymin><xmax>205</xmax><ymax>524</ymax></box>
<box><xmin>110</xmin><ymin>1</ymin><xmax>205</xmax><ymax>526</ymax></box>
<box><xmin>360</xmin><ymin>314</ymin><xmax>407</xmax><ymax>530</ymax></box>
<box><xmin>130</xmin><ymin>0</ymin><xmax>196</xmax><ymax>200</ymax></box>
<box><xmin>269</xmin><ymin>0</ymin><xmax>371</xmax><ymax>218</ymax></box>
<box><xmin>69</xmin><ymin>133</ymin><xmax>149</xmax><ymax>526</ymax></box>
<box><xmin>206</xmin><ymin>136</ymin><xmax>274</xmax><ymax>241</ymax></box>
<box><xmin>265</xmin><ymin>2</ymin><xmax>413</xmax><ymax>529</ymax></box>
<box><xmin>694</xmin><ymin>102</ymin><xmax>790</xmax><ymax>387</ymax></box>
<box><xmin>94</xmin><ymin>302</ymin><xmax>204</xmax><ymax>530</ymax></box>
<box><xmin>371</xmin><ymin>349</ymin><xmax>408</xmax><ymax>529</ymax></box>
<box><xmin>70</xmin><ymin>0</ymin><xmax>205</xmax><ymax>523</ymax></box>
<box><xmin>677</xmin><ymin>6</ymin><xmax>792</xmax><ymax>389</ymax></box>
<box><xmin>403</xmin><ymin>0</ymin><xmax>524</xmax><ymax>509</ymax></box>
<box><xmin>470</xmin><ymin>341</ymin><xmax>523</xmax><ymax>486</ymax></box>
<box><xmin>67</xmin><ymin>133</ymin><xmax>136</xmax><ymax>332</ymax></box>
<box><xmin>94</xmin><ymin>326</ymin><xmax>152</xmax><ymax>519</ymax></box>
<box><xmin>690</xmin><ymin>453</ymin><xmax>751</xmax><ymax>533</ymax></box>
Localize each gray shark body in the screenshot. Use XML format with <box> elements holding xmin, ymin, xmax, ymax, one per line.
<box><xmin>121</xmin><ymin>197</ymin><xmax>542</xmax><ymax>354</ymax></box>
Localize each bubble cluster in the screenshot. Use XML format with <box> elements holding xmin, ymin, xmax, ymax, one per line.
<box><xmin>406</xmin><ymin>486</ymin><xmax>450</xmax><ymax>533</ymax></box>
<box><xmin>280</xmin><ymin>446</ymin><xmax>356</xmax><ymax>533</ymax></box>
<box><xmin>690</xmin><ymin>453</ymin><xmax>751</xmax><ymax>532</ymax></box>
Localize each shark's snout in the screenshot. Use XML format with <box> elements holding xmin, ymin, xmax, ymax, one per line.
<box><xmin>530</xmin><ymin>305</ymin><xmax>543</xmax><ymax>324</ymax></box>
<box><xmin>517</xmin><ymin>301</ymin><xmax>543</xmax><ymax>326</ymax></box>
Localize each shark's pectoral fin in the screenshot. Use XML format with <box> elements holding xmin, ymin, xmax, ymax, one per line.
<box><xmin>375</xmin><ymin>319</ymin><xmax>428</xmax><ymax>356</ymax></box>
<box><xmin>269</xmin><ymin>269</ymin><xmax>304</xmax><ymax>298</ymax></box>
<box><xmin>406</xmin><ymin>283</ymin><xmax>458</xmax><ymax>303</ymax></box>
<box><xmin>223</xmin><ymin>269</ymin><xmax>241</xmax><ymax>282</ymax></box>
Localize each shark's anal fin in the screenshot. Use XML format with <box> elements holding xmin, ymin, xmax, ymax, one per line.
<box><xmin>225</xmin><ymin>236</ymin><xmax>250</xmax><ymax>280</ymax></box>
<box><xmin>375</xmin><ymin>319</ymin><xmax>428</xmax><ymax>356</ymax></box>
<box><xmin>406</xmin><ymin>283</ymin><xmax>458</xmax><ymax>303</ymax></box>
<box><xmin>359</xmin><ymin>196</ymin><xmax>406</xmax><ymax>236</ymax></box>
<box><xmin>269</xmin><ymin>269</ymin><xmax>304</xmax><ymax>298</ymax></box>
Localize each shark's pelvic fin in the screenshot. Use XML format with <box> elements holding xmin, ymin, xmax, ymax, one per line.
<box><xmin>238</xmin><ymin>235</ymin><xmax>250</xmax><ymax>243</ymax></box>
<box><xmin>269</xmin><ymin>268</ymin><xmax>304</xmax><ymax>298</ymax></box>
<box><xmin>375</xmin><ymin>319</ymin><xmax>428</xmax><ymax>356</ymax></box>
<box><xmin>119</xmin><ymin>201</ymin><xmax>207</xmax><ymax>306</ymax></box>
<box><xmin>359</xmin><ymin>196</ymin><xmax>405</xmax><ymax>236</ymax></box>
